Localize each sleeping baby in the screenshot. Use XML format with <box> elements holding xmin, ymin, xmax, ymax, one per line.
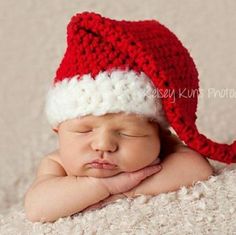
<box><xmin>24</xmin><ymin>12</ymin><xmax>216</xmax><ymax>222</ymax></box>
<box><xmin>24</xmin><ymin>112</ymin><xmax>213</xmax><ymax>222</ymax></box>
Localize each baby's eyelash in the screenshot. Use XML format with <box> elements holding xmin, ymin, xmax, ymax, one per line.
<box><xmin>76</xmin><ymin>130</ymin><xmax>93</xmax><ymax>133</ymax></box>
<box><xmin>119</xmin><ymin>132</ymin><xmax>147</xmax><ymax>137</ymax></box>
<box><xmin>119</xmin><ymin>133</ymin><xmax>136</xmax><ymax>137</ymax></box>
<box><xmin>74</xmin><ymin>129</ymin><xmax>148</xmax><ymax>137</ymax></box>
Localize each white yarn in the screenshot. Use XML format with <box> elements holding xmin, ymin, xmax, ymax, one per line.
<box><xmin>44</xmin><ymin>69</ymin><xmax>169</xmax><ymax>129</ymax></box>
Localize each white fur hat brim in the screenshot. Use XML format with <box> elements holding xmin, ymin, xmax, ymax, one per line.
<box><xmin>44</xmin><ymin>69</ymin><xmax>169</xmax><ymax>129</ymax></box>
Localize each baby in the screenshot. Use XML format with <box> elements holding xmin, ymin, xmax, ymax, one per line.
<box><xmin>24</xmin><ymin>112</ymin><xmax>213</xmax><ymax>222</ymax></box>
<box><xmin>24</xmin><ymin>12</ymin><xmax>216</xmax><ymax>223</ymax></box>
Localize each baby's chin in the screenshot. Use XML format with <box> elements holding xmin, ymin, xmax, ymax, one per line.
<box><xmin>79</xmin><ymin>164</ymin><xmax>153</xmax><ymax>178</ymax></box>
<box><xmin>84</xmin><ymin>168</ymin><xmax>123</xmax><ymax>178</ymax></box>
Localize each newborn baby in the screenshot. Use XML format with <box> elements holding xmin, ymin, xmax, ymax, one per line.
<box><xmin>24</xmin><ymin>112</ymin><xmax>213</xmax><ymax>222</ymax></box>
<box><xmin>24</xmin><ymin>11</ymin><xmax>226</xmax><ymax>223</ymax></box>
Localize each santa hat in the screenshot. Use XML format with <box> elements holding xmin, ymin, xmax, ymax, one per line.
<box><xmin>44</xmin><ymin>11</ymin><xmax>236</xmax><ymax>164</ymax></box>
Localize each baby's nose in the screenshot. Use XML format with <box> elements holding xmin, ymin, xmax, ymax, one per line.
<box><xmin>91</xmin><ymin>132</ymin><xmax>118</xmax><ymax>152</ymax></box>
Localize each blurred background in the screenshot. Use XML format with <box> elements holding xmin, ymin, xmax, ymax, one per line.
<box><xmin>0</xmin><ymin>0</ymin><xmax>235</xmax><ymax>214</ymax></box>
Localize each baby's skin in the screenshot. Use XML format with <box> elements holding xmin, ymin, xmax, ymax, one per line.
<box><xmin>24</xmin><ymin>113</ymin><xmax>214</xmax><ymax>222</ymax></box>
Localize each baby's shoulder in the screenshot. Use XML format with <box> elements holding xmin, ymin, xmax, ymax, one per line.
<box><xmin>37</xmin><ymin>150</ymin><xmax>67</xmax><ymax>177</ymax></box>
<box><xmin>29</xmin><ymin>150</ymin><xmax>67</xmax><ymax>189</ymax></box>
<box><xmin>47</xmin><ymin>150</ymin><xmax>62</xmax><ymax>164</ymax></box>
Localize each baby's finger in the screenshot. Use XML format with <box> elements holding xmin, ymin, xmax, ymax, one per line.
<box><xmin>131</xmin><ymin>164</ymin><xmax>162</xmax><ymax>182</ymax></box>
<box><xmin>143</xmin><ymin>164</ymin><xmax>162</xmax><ymax>177</ymax></box>
<box><xmin>148</xmin><ymin>158</ymin><xmax>161</xmax><ymax>166</ymax></box>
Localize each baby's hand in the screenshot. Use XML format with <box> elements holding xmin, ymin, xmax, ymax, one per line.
<box><xmin>148</xmin><ymin>158</ymin><xmax>161</xmax><ymax>166</ymax></box>
<box><xmin>96</xmin><ymin>164</ymin><xmax>162</xmax><ymax>195</ymax></box>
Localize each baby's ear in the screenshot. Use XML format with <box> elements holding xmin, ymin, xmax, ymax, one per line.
<box><xmin>53</xmin><ymin>128</ymin><xmax>58</xmax><ymax>134</ymax></box>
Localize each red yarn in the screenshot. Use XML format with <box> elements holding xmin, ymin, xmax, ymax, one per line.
<box><xmin>53</xmin><ymin>11</ymin><xmax>235</xmax><ymax>164</ymax></box>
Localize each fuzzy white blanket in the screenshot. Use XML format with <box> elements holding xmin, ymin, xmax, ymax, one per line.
<box><xmin>1</xmin><ymin>161</ymin><xmax>235</xmax><ymax>235</ymax></box>
<box><xmin>1</xmin><ymin>0</ymin><xmax>236</xmax><ymax>234</ymax></box>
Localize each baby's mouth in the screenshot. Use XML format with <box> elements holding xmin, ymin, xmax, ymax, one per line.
<box><xmin>89</xmin><ymin>162</ymin><xmax>117</xmax><ymax>170</ymax></box>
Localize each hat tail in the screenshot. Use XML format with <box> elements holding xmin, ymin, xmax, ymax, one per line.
<box><xmin>210</xmin><ymin>139</ymin><xmax>236</xmax><ymax>164</ymax></box>
<box><xmin>183</xmin><ymin>129</ymin><xmax>236</xmax><ymax>164</ymax></box>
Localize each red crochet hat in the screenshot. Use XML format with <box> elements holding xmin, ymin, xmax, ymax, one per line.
<box><xmin>45</xmin><ymin>11</ymin><xmax>236</xmax><ymax>164</ymax></box>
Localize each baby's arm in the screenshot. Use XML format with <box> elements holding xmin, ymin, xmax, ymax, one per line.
<box><xmin>24</xmin><ymin>153</ymin><xmax>162</xmax><ymax>222</ymax></box>
<box><xmin>24</xmin><ymin>155</ymin><xmax>110</xmax><ymax>223</ymax></box>
<box><xmin>123</xmin><ymin>146</ymin><xmax>214</xmax><ymax>198</ymax></box>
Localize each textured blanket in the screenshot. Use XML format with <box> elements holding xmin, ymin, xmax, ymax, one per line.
<box><xmin>1</xmin><ymin>161</ymin><xmax>236</xmax><ymax>234</ymax></box>
<box><xmin>1</xmin><ymin>0</ymin><xmax>236</xmax><ymax>234</ymax></box>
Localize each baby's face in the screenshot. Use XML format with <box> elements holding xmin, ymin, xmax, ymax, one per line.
<box><xmin>56</xmin><ymin>112</ymin><xmax>161</xmax><ymax>178</ymax></box>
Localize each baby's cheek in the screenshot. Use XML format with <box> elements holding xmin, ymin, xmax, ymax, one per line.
<box><xmin>121</xmin><ymin>152</ymin><xmax>152</xmax><ymax>172</ymax></box>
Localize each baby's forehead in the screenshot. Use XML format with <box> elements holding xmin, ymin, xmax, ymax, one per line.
<box><xmin>70</xmin><ymin>113</ymin><xmax>153</xmax><ymax>126</ymax></box>
<box><xmin>59</xmin><ymin>113</ymin><xmax>161</xmax><ymax>134</ymax></box>
<box><xmin>66</xmin><ymin>112</ymin><xmax>157</xmax><ymax>127</ymax></box>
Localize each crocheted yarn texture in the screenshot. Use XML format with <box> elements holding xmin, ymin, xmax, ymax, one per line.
<box><xmin>45</xmin><ymin>11</ymin><xmax>236</xmax><ymax>164</ymax></box>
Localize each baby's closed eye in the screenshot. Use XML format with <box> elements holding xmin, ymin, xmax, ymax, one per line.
<box><xmin>73</xmin><ymin>126</ymin><xmax>149</xmax><ymax>137</ymax></box>
<box><xmin>75</xmin><ymin>131</ymin><xmax>148</xmax><ymax>138</ymax></box>
<box><xmin>118</xmin><ymin>131</ymin><xmax>149</xmax><ymax>137</ymax></box>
